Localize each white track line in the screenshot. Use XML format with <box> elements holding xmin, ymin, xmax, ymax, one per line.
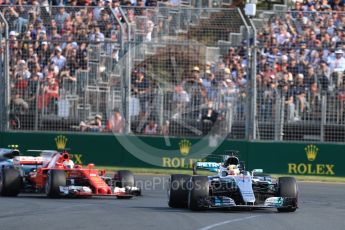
<box><xmin>198</xmin><ymin>215</ymin><xmax>260</xmax><ymax>230</ymax></box>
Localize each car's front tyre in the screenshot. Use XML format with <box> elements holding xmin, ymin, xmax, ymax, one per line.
<box><xmin>168</xmin><ymin>174</ymin><xmax>191</xmax><ymax>208</ymax></box>
<box><xmin>188</xmin><ymin>176</ymin><xmax>209</xmax><ymax>211</ymax></box>
<box><xmin>277</xmin><ymin>177</ymin><xmax>298</xmax><ymax>212</ymax></box>
<box><xmin>46</xmin><ymin>170</ymin><xmax>66</xmax><ymax>198</ymax></box>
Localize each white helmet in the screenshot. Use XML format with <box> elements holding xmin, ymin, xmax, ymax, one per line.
<box><xmin>228</xmin><ymin>164</ymin><xmax>240</xmax><ymax>175</ymax></box>
<box><xmin>63</xmin><ymin>159</ymin><xmax>74</xmax><ymax>169</ymax></box>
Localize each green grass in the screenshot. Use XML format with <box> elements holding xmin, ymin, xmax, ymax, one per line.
<box><xmin>271</xmin><ymin>174</ymin><xmax>345</xmax><ymax>183</ymax></box>
<box><xmin>98</xmin><ymin>166</ymin><xmax>345</xmax><ymax>183</ymax></box>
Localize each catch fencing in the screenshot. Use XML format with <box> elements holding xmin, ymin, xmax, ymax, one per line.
<box><xmin>1</xmin><ymin>5</ymin><xmax>344</xmax><ymax>143</ymax></box>
<box><xmin>253</xmin><ymin>10</ymin><xmax>345</xmax><ymax>142</ymax></box>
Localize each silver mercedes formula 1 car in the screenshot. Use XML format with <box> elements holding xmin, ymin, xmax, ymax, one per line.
<box><xmin>168</xmin><ymin>151</ymin><xmax>298</xmax><ymax>212</ymax></box>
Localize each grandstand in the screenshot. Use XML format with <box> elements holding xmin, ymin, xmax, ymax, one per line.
<box><xmin>0</xmin><ymin>0</ymin><xmax>345</xmax><ymax>143</ymax></box>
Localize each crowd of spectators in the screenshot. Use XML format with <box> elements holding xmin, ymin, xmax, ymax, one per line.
<box><xmin>3</xmin><ymin>1</ymin><xmax>122</xmax><ymax>117</ymax></box>
<box><xmin>255</xmin><ymin>0</ymin><xmax>345</xmax><ymax>122</ymax></box>
<box><xmin>157</xmin><ymin>48</ymin><xmax>248</xmax><ymax>136</ymax></box>
<box><xmin>3</xmin><ymin>0</ymin><xmax>345</xmax><ymax>136</ymax></box>
<box><xmin>1</xmin><ymin>0</ymin><xmax>190</xmax><ymax>133</ymax></box>
<box><xmin>126</xmin><ymin>48</ymin><xmax>248</xmax><ymax>136</ymax></box>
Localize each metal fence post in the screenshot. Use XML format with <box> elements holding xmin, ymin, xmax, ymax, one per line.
<box><xmin>0</xmin><ymin>14</ymin><xmax>3</xmax><ymax>131</ymax></box>
<box><xmin>238</xmin><ymin>8</ymin><xmax>254</xmax><ymax>140</ymax></box>
<box><xmin>248</xmin><ymin>15</ymin><xmax>257</xmax><ymax>141</ymax></box>
<box><xmin>274</xmin><ymin>93</ymin><xmax>284</xmax><ymax>141</ymax></box>
<box><xmin>119</xmin><ymin>7</ymin><xmax>132</xmax><ymax>134</ymax></box>
<box><xmin>321</xmin><ymin>95</ymin><xmax>326</xmax><ymax>142</ymax></box>
<box><xmin>0</xmin><ymin>12</ymin><xmax>9</xmax><ymax>132</ymax></box>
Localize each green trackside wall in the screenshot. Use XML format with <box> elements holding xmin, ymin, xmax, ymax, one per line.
<box><xmin>1</xmin><ymin>132</ymin><xmax>344</xmax><ymax>176</ymax></box>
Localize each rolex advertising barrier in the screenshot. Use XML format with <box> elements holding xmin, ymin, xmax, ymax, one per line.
<box><xmin>0</xmin><ymin>132</ymin><xmax>344</xmax><ymax>177</ymax></box>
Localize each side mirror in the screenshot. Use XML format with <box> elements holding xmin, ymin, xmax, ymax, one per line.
<box><xmin>252</xmin><ymin>169</ymin><xmax>263</xmax><ymax>173</ymax></box>
<box><xmin>251</xmin><ymin>169</ymin><xmax>263</xmax><ymax>176</ymax></box>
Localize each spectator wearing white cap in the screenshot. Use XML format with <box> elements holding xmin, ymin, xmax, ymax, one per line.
<box><xmin>9</xmin><ymin>31</ymin><xmax>17</xmax><ymax>37</ymax></box>
<box><xmin>328</xmin><ymin>49</ymin><xmax>345</xmax><ymax>73</ymax></box>
<box><xmin>37</xmin><ymin>29</ymin><xmax>48</xmax><ymax>42</ymax></box>
<box><xmin>51</xmin><ymin>46</ymin><xmax>66</xmax><ymax>71</ymax></box>
<box><xmin>15</xmin><ymin>60</ymin><xmax>31</xmax><ymax>80</ymax></box>
<box><xmin>275</xmin><ymin>55</ymin><xmax>289</xmax><ymax>72</ymax></box>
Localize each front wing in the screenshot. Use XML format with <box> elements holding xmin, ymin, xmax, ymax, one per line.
<box><xmin>202</xmin><ymin>196</ymin><xmax>297</xmax><ymax>210</ymax></box>
<box><xmin>58</xmin><ymin>186</ymin><xmax>141</xmax><ymax>198</ymax></box>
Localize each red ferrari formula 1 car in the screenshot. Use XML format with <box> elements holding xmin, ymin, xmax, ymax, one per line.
<box><xmin>0</xmin><ymin>148</ymin><xmax>141</xmax><ymax>198</ymax></box>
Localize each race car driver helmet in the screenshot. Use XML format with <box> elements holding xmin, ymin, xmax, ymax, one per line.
<box><xmin>63</xmin><ymin>159</ymin><xmax>74</xmax><ymax>169</ymax></box>
<box><xmin>227</xmin><ymin>164</ymin><xmax>240</xmax><ymax>175</ymax></box>
<box><xmin>224</xmin><ymin>156</ymin><xmax>239</xmax><ymax>167</ymax></box>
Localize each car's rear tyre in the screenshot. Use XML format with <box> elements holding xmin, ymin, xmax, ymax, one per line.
<box><xmin>0</xmin><ymin>168</ymin><xmax>21</xmax><ymax>196</ymax></box>
<box><xmin>277</xmin><ymin>177</ymin><xmax>298</xmax><ymax>212</ymax></box>
<box><xmin>114</xmin><ymin>170</ymin><xmax>135</xmax><ymax>188</ymax></box>
<box><xmin>46</xmin><ymin>170</ymin><xmax>66</xmax><ymax>198</ymax></box>
<box><xmin>168</xmin><ymin>174</ymin><xmax>191</xmax><ymax>208</ymax></box>
<box><xmin>188</xmin><ymin>176</ymin><xmax>209</xmax><ymax>211</ymax></box>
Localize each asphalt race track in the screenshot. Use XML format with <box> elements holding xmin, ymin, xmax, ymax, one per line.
<box><xmin>0</xmin><ymin>175</ymin><xmax>344</xmax><ymax>230</ymax></box>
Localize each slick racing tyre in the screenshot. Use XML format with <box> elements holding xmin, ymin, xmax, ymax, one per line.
<box><xmin>168</xmin><ymin>174</ymin><xmax>191</xmax><ymax>208</ymax></box>
<box><xmin>277</xmin><ymin>177</ymin><xmax>298</xmax><ymax>212</ymax></box>
<box><xmin>114</xmin><ymin>170</ymin><xmax>135</xmax><ymax>188</ymax></box>
<box><xmin>0</xmin><ymin>168</ymin><xmax>21</xmax><ymax>196</ymax></box>
<box><xmin>188</xmin><ymin>176</ymin><xmax>209</xmax><ymax>211</ymax></box>
<box><xmin>46</xmin><ymin>170</ymin><xmax>66</xmax><ymax>198</ymax></box>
